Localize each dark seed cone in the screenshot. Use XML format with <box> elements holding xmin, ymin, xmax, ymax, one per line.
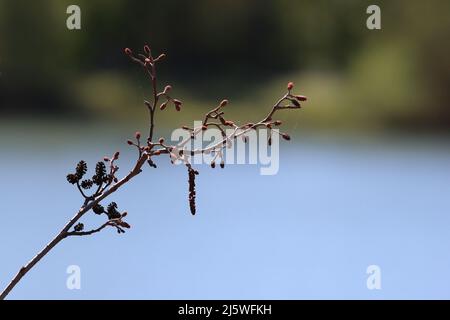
<box><xmin>92</xmin><ymin>204</ymin><xmax>105</xmax><ymax>215</ymax></box>
<box><xmin>80</xmin><ymin>179</ymin><xmax>93</xmax><ymax>189</ymax></box>
<box><xmin>75</xmin><ymin>160</ymin><xmax>87</xmax><ymax>179</ymax></box>
<box><xmin>66</xmin><ymin>173</ymin><xmax>79</xmax><ymax>184</ymax></box>
<box><xmin>187</xmin><ymin>168</ymin><xmax>198</xmax><ymax>215</ymax></box>
<box><xmin>74</xmin><ymin>223</ymin><xmax>84</xmax><ymax>232</ymax></box>
<box><xmin>106</xmin><ymin>202</ymin><xmax>121</xmax><ymax>219</ymax></box>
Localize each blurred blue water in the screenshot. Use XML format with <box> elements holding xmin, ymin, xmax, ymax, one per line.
<box><xmin>1</xmin><ymin>133</ymin><xmax>450</xmax><ymax>299</ymax></box>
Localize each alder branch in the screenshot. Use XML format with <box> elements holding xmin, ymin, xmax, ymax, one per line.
<box><xmin>0</xmin><ymin>45</ymin><xmax>307</xmax><ymax>300</ymax></box>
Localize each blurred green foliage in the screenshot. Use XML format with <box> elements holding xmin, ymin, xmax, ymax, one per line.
<box><xmin>0</xmin><ymin>0</ymin><xmax>449</xmax><ymax>132</ymax></box>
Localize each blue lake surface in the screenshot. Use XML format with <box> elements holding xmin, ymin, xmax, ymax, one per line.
<box><xmin>1</xmin><ymin>130</ymin><xmax>450</xmax><ymax>299</ymax></box>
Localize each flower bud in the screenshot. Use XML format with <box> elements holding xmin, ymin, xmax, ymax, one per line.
<box><xmin>224</xmin><ymin>120</ymin><xmax>234</xmax><ymax>126</ymax></box>
<box><xmin>135</xmin><ymin>131</ymin><xmax>141</xmax><ymax>139</ymax></box>
<box><xmin>144</xmin><ymin>45</ymin><xmax>151</xmax><ymax>54</ymax></box>
<box><xmin>287</xmin><ymin>82</ymin><xmax>294</xmax><ymax>90</ymax></box>
<box><xmin>156</xmin><ymin>53</ymin><xmax>166</xmax><ymax>61</ymax></box>
<box><xmin>103</xmin><ymin>157</ymin><xmax>110</xmax><ymax>162</ymax></box>
<box><xmin>173</xmin><ymin>99</ymin><xmax>182</xmax><ymax>106</ymax></box>
<box><xmin>295</xmin><ymin>95</ymin><xmax>307</xmax><ymax>101</ymax></box>
<box><xmin>113</xmin><ymin>151</ymin><xmax>120</xmax><ymax>160</ymax></box>
<box><xmin>220</xmin><ymin>162</ymin><xmax>225</xmax><ymax>169</ymax></box>
<box><xmin>281</xmin><ymin>133</ymin><xmax>291</xmax><ymax>141</ymax></box>
<box><xmin>160</xmin><ymin>102</ymin><xmax>167</xmax><ymax>110</ymax></box>
<box><xmin>159</xmin><ymin>137</ymin><xmax>165</xmax><ymax>144</ymax></box>
<box><xmin>202</xmin><ymin>125</ymin><xmax>208</xmax><ymax>131</ymax></box>
<box><xmin>220</xmin><ymin>99</ymin><xmax>228</xmax><ymax>107</ymax></box>
<box><xmin>127</xmin><ymin>140</ymin><xmax>133</xmax><ymax>145</ymax></box>
<box><xmin>274</xmin><ymin>120</ymin><xmax>282</xmax><ymax>126</ymax></box>
<box><xmin>211</xmin><ymin>161</ymin><xmax>216</xmax><ymax>169</ymax></box>
<box><xmin>163</xmin><ymin>85</ymin><xmax>172</xmax><ymax>93</ymax></box>
<box><xmin>124</xmin><ymin>48</ymin><xmax>132</xmax><ymax>55</ymax></box>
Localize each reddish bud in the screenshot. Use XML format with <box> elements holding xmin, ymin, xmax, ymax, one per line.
<box><xmin>160</xmin><ymin>102</ymin><xmax>167</xmax><ymax>110</ymax></box>
<box><xmin>224</xmin><ymin>120</ymin><xmax>234</xmax><ymax>126</ymax></box>
<box><xmin>287</xmin><ymin>82</ymin><xmax>294</xmax><ymax>90</ymax></box>
<box><xmin>274</xmin><ymin>120</ymin><xmax>282</xmax><ymax>126</ymax></box>
<box><xmin>220</xmin><ymin>99</ymin><xmax>228</xmax><ymax>107</ymax></box>
<box><xmin>163</xmin><ymin>85</ymin><xmax>172</xmax><ymax>93</ymax></box>
<box><xmin>156</xmin><ymin>53</ymin><xmax>166</xmax><ymax>61</ymax></box>
<box><xmin>281</xmin><ymin>133</ymin><xmax>291</xmax><ymax>141</ymax></box>
<box><xmin>135</xmin><ymin>131</ymin><xmax>141</xmax><ymax>139</ymax></box>
<box><xmin>144</xmin><ymin>45</ymin><xmax>151</xmax><ymax>54</ymax></box>
<box><xmin>113</xmin><ymin>151</ymin><xmax>120</xmax><ymax>160</ymax></box>
<box><xmin>266</xmin><ymin>123</ymin><xmax>272</xmax><ymax>129</ymax></box>
<box><xmin>159</xmin><ymin>137</ymin><xmax>165</xmax><ymax>144</ymax></box>
<box><xmin>295</xmin><ymin>95</ymin><xmax>307</xmax><ymax>101</ymax></box>
<box><xmin>173</xmin><ymin>99</ymin><xmax>182</xmax><ymax>111</ymax></box>
<box><xmin>103</xmin><ymin>157</ymin><xmax>110</xmax><ymax>162</ymax></box>
<box><xmin>202</xmin><ymin>125</ymin><xmax>208</xmax><ymax>131</ymax></box>
<box><xmin>127</xmin><ymin>140</ymin><xmax>133</xmax><ymax>145</ymax></box>
<box><xmin>124</xmin><ymin>48</ymin><xmax>132</xmax><ymax>55</ymax></box>
<box><xmin>153</xmin><ymin>150</ymin><xmax>161</xmax><ymax>156</ymax></box>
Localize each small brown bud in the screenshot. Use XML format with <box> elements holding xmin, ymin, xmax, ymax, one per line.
<box><xmin>224</xmin><ymin>120</ymin><xmax>234</xmax><ymax>127</ymax></box>
<box><xmin>144</xmin><ymin>45</ymin><xmax>151</xmax><ymax>54</ymax></box>
<box><xmin>266</xmin><ymin>123</ymin><xmax>272</xmax><ymax>129</ymax></box>
<box><xmin>124</xmin><ymin>48</ymin><xmax>132</xmax><ymax>55</ymax></box>
<box><xmin>219</xmin><ymin>99</ymin><xmax>228</xmax><ymax>107</ymax></box>
<box><xmin>287</xmin><ymin>82</ymin><xmax>294</xmax><ymax>90</ymax></box>
<box><xmin>295</xmin><ymin>95</ymin><xmax>308</xmax><ymax>101</ymax></box>
<box><xmin>274</xmin><ymin>120</ymin><xmax>282</xmax><ymax>126</ymax></box>
<box><xmin>175</xmin><ymin>104</ymin><xmax>181</xmax><ymax>112</ymax></box>
<box><xmin>153</xmin><ymin>150</ymin><xmax>161</xmax><ymax>156</ymax></box>
<box><xmin>113</xmin><ymin>151</ymin><xmax>120</xmax><ymax>160</ymax></box>
<box><xmin>135</xmin><ymin>131</ymin><xmax>141</xmax><ymax>139</ymax></box>
<box><xmin>281</xmin><ymin>133</ymin><xmax>291</xmax><ymax>141</ymax></box>
<box><xmin>202</xmin><ymin>125</ymin><xmax>208</xmax><ymax>131</ymax></box>
<box><xmin>113</xmin><ymin>177</ymin><xmax>118</xmax><ymax>183</ymax></box>
<box><xmin>103</xmin><ymin>157</ymin><xmax>110</xmax><ymax>162</ymax></box>
<box><xmin>220</xmin><ymin>162</ymin><xmax>225</xmax><ymax>169</ymax></box>
<box><xmin>159</xmin><ymin>137</ymin><xmax>165</xmax><ymax>144</ymax></box>
<box><xmin>160</xmin><ymin>102</ymin><xmax>167</xmax><ymax>110</ymax></box>
<box><xmin>211</xmin><ymin>162</ymin><xmax>216</xmax><ymax>169</ymax></box>
<box><xmin>127</xmin><ymin>140</ymin><xmax>134</xmax><ymax>145</ymax></box>
<box><xmin>163</xmin><ymin>85</ymin><xmax>172</xmax><ymax>93</ymax></box>
<box><xmin>156</xmin><ymin>53</ymin><xmax>166</xmax><ymax>61</ymax></box>
<box><xmin>173</xmin><ymin>99</ymin><xmax>182</xmax><ymax>106</ymax></box>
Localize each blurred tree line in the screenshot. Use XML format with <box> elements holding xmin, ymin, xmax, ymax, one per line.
<box><xmin>0</xmin><ymin>0</ymin><xmax>449</xmax><ymax>132</ymax></box>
